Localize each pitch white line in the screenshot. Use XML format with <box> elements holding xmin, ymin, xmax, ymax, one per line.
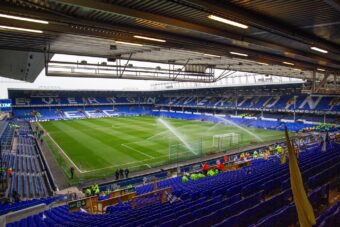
<box><xmin>39</xmin><ymin>123</ymin><xmax>84</xmax><ymax>173</ymax></box>
<box><xmin>121</xmin><ymin>143</ymin><xmax>155</xmax><ymax>159</ymax></box>
<box><xmin>39</xmin><ymin>121</ymin><xmax>170</xmax><ymax>174</ymax></box>
<box><xmin>81</xmin><ymin>159</ymin><xmax>150</xmax><ymax>173</ymax></box>
<box><xmin>145</xmin><ymin>124</ymin><xmax>195</xmax><ymax>141</ymax></box>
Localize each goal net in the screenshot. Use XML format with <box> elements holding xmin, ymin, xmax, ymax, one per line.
<box><xmin>169</xmin><ymin>139</ymin><xmax>203</xmax><ymax>163</ymax></box>
<box><xmin>212</xmin><ymin>133</ymin><xmax>241</xmax><ymax>151</ymax></box>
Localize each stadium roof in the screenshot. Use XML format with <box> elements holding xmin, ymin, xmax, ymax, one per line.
<box><xmin>0</xmin><ymin>0</ymin><xmax>339</xmax><ymax>84</ymax></box>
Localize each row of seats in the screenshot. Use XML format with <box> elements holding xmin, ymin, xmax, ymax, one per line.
<box><xmin>0</xmin><ymin>123</ymin><xmax>14</xmax><ymax>151</ymax></box>
<box><xmin>0</xmin><ymin>196</ymin><xmax>62</xmax><ymax>216</ymax></box>
<box><xmin>12</xmin><ymin>95</ymin><xmax>340</xmax><ymax>111</ymax></box>
<box><xmin>315</xmin><ymin>201</ymin><xmax>340</xmax><ymax>227</ymax></box>
<box><xmin>7</xmin><ymin>141</ymin><xmax>339</xmax><ymax>227</ymax></box>
<box><xmin>157</xmin><ymin>95</ymin><xmax>340</xmax><ymax>111</ymax></box>
<box><xmin>13</xmin><ymin>97</ymin><xmax>155</xmax><ymax>105</ymax></box>
<box><xmin>17</xmin><ymin>137</ymin><xmax>37</xmax><ymax>156</ymax></box>
<box><xmin>10</xmin><ymin>173</ymin><xmax>47</xmax><ymax>198</ymax></box>
<box><xmin>1</xmin><ymin>122</ymin><xmax>51</xmax><ymax>199</ymax></box>
<box><xmin>0</xmin><ymin>121</ymin><xmax>8</xmax><ymax>138</ymax></box>
<box><xmin>152</xmin><ymin>111</ymin><xmax>320</xmax><ymax>132</ymax></box>
<box><xmin>12</xmin><ymin>106</ymin><xmax>153</xmax><ymax>121</ymax></box>
<box><xmin>7</xmin><ymin>154</ymin><xmax>41</xmax><ymax>174</ymax></box>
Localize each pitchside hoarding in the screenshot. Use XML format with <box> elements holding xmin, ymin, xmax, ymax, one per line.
<box><xmin>0</xmin><ymin>99</ymin><xmax>12</xmax><ymax>112</ymax></box>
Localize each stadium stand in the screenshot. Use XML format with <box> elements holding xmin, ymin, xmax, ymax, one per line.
<box><xmin>0</xmin><ymin>196</ymin><xmax>61</xmax><ymax>216</ymax></box>
<box><xmin>9</xmin><ymin>88</ymin><xmax>339</xmax><ymax>134</ymax></box>
<box><xmin>5</xmin><ymin>141</ymin><xmax>340</xmax><ymax>226</ymax></box>
<box><xmin>0</xmin><ymin>121</ymin><xmax>53</xmax><ymax>200</ymax></box>
<box><xmin>10</xmin><ymin>86</ymin><xmax>340</xmax><ymax>131</ymax></box>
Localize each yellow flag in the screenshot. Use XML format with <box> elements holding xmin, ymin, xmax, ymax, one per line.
<box><xmin>280</xmin><ymin>152</ymin><xmax>286</xmax><ymax>165</ymax></box>
<box><xmin>285</xmin><ymin>127</ymin><xmax>316</xmax><ymax>227</ymax></box>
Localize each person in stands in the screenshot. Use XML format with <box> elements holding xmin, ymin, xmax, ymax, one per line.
<box><xmin>239</xmin><ymin>153</ymin><xmax>245</xmax><ymax>161</ymax></box>
<box><xmin>70</xmin><ymin>167</ymin><xmax>74</xmax><ymax>179</ymax></box>
<box><xmin>223</xmin><ymin>155</ymin><xmax>229</xmax><ymax>163</ymax></box>
<box><xmin>216</xmin><ymin>160</ymin><xmax>224</xmax><ymax>172</ymax></box>
<box><xmin>12</xmin><ymin>190</ymin><xmax>20</xmax><ymax>203</ymax></box>
<box><xmin>202</xmin><ymin>162</ymin><xmax>209</xmax><ymax>175</ymax></box>
<box><xmin>115</xmin><ymin>169</ymin><xmax>119</xmax><ymax>180</ymax></box>
<box><xmin>125</xmin><ymin>168</ymin><xmax>129</xmax><ymax>178</ymax></box>
<box><xmin>119</xmin><ymin>169</ymin><xmax>124</xmax><ymax>178</ymax></box>
<box><xmin>264</xmin><ymin>151</ymin><xmax>269</xmax><ymax>160</ymax></box>
<box><xmin>7</xmin><ymin>168</ymin><xmax>13</xmax><ymax>178</ymax></box>
<box><xmin>276</xmin><ymin>144</ymin><xmax>283</xmax><ymax>154</ymax></box>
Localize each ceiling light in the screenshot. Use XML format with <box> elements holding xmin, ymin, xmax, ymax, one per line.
<box><xmin>116</xmin><ymin>41</ymin><xmax>143</xmax><ymax>46</ymax></box>
<box><xmin>230</xmin><ymin>51</ymin><xmax>248</xmax><ymax>57</ymax></box>
<box><xmin>257</xmin><ymin>62</ymin><xmax>268</xmax><ymax>66</ymax></box>
<box><xmin>317</xmin><ymin>68</ymin><xmax>326</xmax><ymax>72</ymax></box>
<box><xmin>0</xmin><ymin>25</ymin><xmax>43</xmax><ymax>33</ymax></box>
<box><xmin>208</xmin><ymin>15</ymin><xmax>248</xmax><ymax>29</ymax></box>
<box><xmin>133</xmin><ymin>35</ymin><xmax>166</xmax><ymax>42</ymax></box>
<box><xmin>0</xmin><ymin>13</ymin><xmax>48</xmax><ymax>24</ymax></box>
<box><xmin>204</xmin><ymin>53</ymin><xmax>221</xmax><ymax>57</ymax></box>
<box><xmin>311</xmin><ymin>46</ymin><xmax>328</xmax><ymax>53</ymax></box>
<box><xmin>282</xmin><ymin>61</ymin><xmax>294</xmax><ymax>66</ymax></box>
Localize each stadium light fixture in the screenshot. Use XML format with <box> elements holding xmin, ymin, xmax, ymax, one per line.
<box><xmin>116</xmin><ymin>41</ymin><xmax>143</xmax><ymax>46</ymax></box>
<box><xmin>310</xmin><ymin>46</ymin><xmax>328</xmax><ymax>53</ymax></box>
<box><xmin>133</xmin><ymin>35</ymin><xmax>166</xmax><ymax>43</ymax></box>
<box><xmin>204</xmin><ymin>53</ymin><xmax>221</xmax><ymax>57</ymax></box>
<box><xmin>208</xmin><ymin>15</ymin><xmax>248</xmax><ymax>29</ymax></box>
<box><xmin>230</xmin><ymin>51</ymin><xmax>248</xmax><ymax>57</ymax></box>
<box><xmin>0</xmin><ymin>25</ymin><xmax>43</xmax><ymax>33</ymax></box>
<box><xmin>0</xmin><ymin>13</ymin><xmax>49</xmax><ymax>24</ymax></box>
<box><xmin>282</xmin><ymin>61</ymin><xmax>294</xmax><ymax>66</ymax></box>
<box><xmin>317</xmin><ymin>68</ymin><xmax>326</xmax><ymax>72</ymax></box>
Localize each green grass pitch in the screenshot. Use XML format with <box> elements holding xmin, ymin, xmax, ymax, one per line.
<box><xmin>39</xmin><ymin>116</ymin><xmax>285</xmax><ymax>180</ymax></box>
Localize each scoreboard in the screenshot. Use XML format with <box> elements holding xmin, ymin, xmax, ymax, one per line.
<box><xmin>0</xmin><ymin>99</ymin><xmax>12</xmax><ymax>112</ymax></box>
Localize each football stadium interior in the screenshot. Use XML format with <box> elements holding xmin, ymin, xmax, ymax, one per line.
<box><xmin>0</xmin><ymin>0</ymin><xmax>339</xmax><ymax>226</ymax></box>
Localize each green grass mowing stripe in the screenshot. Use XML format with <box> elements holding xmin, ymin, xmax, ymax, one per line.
<box><xmin>46</xmin><ymin>120</ymin><xmax>140</xmax><ymax>169</ymax></box>
<box><xmin>45</xmin><ymin>121</ymin><xmax>118</xmax><ymax>170</ymax></box>
<box><xmin>71</xmin><ymin>119</ymin><xmax>159</xmax><ymax>159</ymax></box>
<box><xmin>62</xmin><ymin>120</ymin><xmax>148</xmax><ymax>162</ymax></box>
<box><xmin>41</xmin><ymin>116</ymin><xmax>287</xmax><ymax>181</ymax></box>
<box><xmin>99</xmin><ymin>117</ymin><xmax>175</xmax><ymax>154</ymax></box>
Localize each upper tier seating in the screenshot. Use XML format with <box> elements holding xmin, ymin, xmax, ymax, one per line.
<box><xmin>12</xmin><ymin>95</ymin><xmax>340</xmax><ymax>112</ymax></box>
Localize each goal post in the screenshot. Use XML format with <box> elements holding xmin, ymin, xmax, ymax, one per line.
<box><xmin>212</xmin><ymin>133</ymin><xmax>241</xmax><ymax>151</ymax></box>
<box><xmin>168</xmin><ymin>139</ymin><xmax>203</xmax><ymax>163</ymax></box>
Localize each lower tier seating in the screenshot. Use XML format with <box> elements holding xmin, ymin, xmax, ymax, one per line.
<box><xmin>6</xmin><ymin>142</ymin><xmax>340</xmax><ymax>227</ymax></box>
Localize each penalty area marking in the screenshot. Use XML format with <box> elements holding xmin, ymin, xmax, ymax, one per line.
<box><xmin>39</xmin><ymin>122</ymin><xmax>167</xmax><ymax>173</ymax></box>
<box><xmin>81</xmin><ymin>159</ymin><xmax>152</xmax><ymax>173</ymax></box>
<box><xmin>121</xmin><ymin>143</ymin><xmax>155</xmax><ymax>159</ymax></box>
<box><xmin>82</xmin><ymin>153</ymin><xmax>171</xmax><ymax>173</ymax></box>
